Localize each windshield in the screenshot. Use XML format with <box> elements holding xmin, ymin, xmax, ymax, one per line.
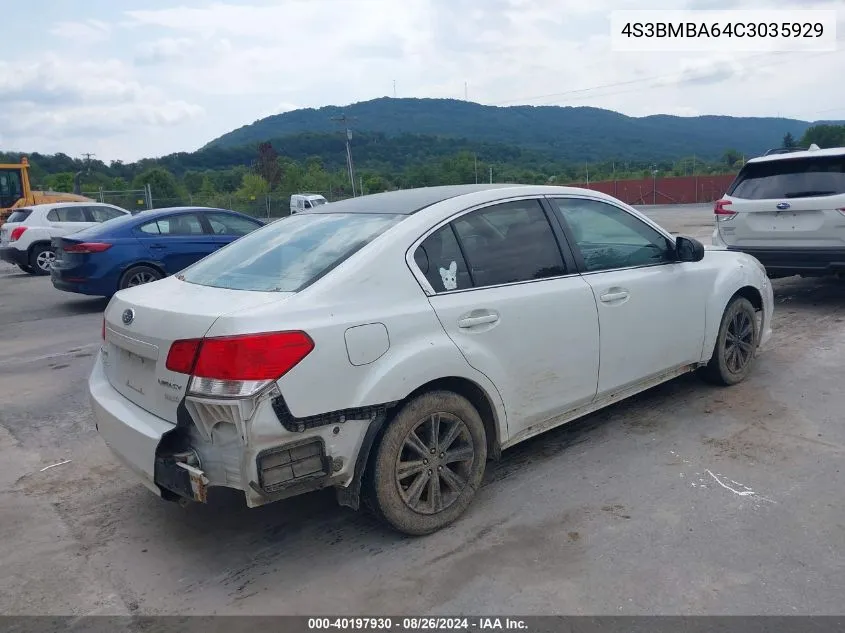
<box><xmin>730</xmin><ymin>155</ymin><xmax>845</xmax><ymax>199</ymax></box>
<box><xmin>180</xmin><ymin>212</ymin><xmax>403</xmax><ymax>292</ymax></box>
<box><xmin>0</xmin><ymin>169</ymin><xmax>24</xmax><ymax>209</ymax></box>
<box><xmin>311</xmin><ymin>198</ymin><xmax>327</xmax><ymax>206</ymax></box>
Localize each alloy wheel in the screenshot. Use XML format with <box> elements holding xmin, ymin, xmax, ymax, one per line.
<box><xmin>127</xmin><ymin>271</ymin><xmax>157</xmax><ymax>286</ymax></box>
<box><xmin>394</xmin><ymin>412</ymin><xmax>475</xmax><ymax>515</ymax></box>
<box><xmin>724</xmin><ymin>310</ymin><xmax>754</xmax><ymax>373</ymax></box>
<box><xmin>36</xmin><ymin>249</ymin><xmax>56</xmax><ymax>272</ymax></box>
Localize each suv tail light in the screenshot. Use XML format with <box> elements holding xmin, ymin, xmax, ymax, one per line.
<box><xmin>165</xmin><ymin>331</ymin><xmax>314</xmax><ymax>398</ymax></box>
<box><xmin>64</xmin><ymin>242</ymin><xmax>112</xmax><ymax>254</ymax></box>
<box><xmin>714</xmin><ymin>199</ymin><xmax>737</xmax><ymax>221</ymax></box>
<box><xmin>837</xmin><ymin>208</ymin><xmax>845</xmax><ymax>217</ymax></box>
<box><xmin>10</xmin><ymin>226</ymin><xmax>26</xmax><ymax>241</ymax></box>
<box><xmin>102</xmin><ymin>317</ymin><xmax>106</xmax><ymax>341</ymax></box>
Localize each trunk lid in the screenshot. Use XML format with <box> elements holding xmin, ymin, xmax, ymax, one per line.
<box><xmin>720</xmin><ymin>193</ymin><xmax>845</xmax><ymax>248</ymax></box>
<box><xmin>718</xmin><ymin>153</ymin><xmax>845</xmax><ymax>248</ymax></box>
<box><xmin>103</xmin><ymin>276</ymin><xmax>291</xmax><ymax>423</ymax></box>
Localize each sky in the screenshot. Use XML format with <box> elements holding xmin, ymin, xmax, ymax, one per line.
<box><xmin>1</xmin><ymin>0</ymin><xmax>843</xmax><ymax>162</ymax></box>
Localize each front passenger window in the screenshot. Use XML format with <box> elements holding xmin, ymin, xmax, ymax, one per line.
<box><xmin>552</xmin><ymin>199</ymin><xmax>675</xmax><ymax>272</ymax></box>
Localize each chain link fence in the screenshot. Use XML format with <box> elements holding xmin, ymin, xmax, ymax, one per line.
<box><xmin>84</xmin><ymin>189</ymin><xmax>355</xmax><ymax>220</ymax></box>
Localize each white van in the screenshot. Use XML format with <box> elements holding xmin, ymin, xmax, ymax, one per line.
<box><xmin>290</xmin><ymin>194</ymin><xmax>328</xmax><ymax>214</ymax></box>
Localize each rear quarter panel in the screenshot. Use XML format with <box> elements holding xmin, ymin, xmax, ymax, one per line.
<box><xmin>201</xmin><ymin>227</ymin><xmax>509</xmax><ymax>440</ymax></box>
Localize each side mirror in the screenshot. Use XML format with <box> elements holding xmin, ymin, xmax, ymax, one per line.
<box><xmin>675</xmin><ymin>236</ymin><xmax>705</xmax><ymax>262</ymax></box>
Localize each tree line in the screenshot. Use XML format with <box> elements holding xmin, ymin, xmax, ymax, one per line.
<box><xmin>3</xmin><ymin>124</ymin><xmax>842</xmax><ymax>214</ymax></box>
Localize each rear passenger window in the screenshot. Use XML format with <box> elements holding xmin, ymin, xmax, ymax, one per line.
<box><xmin>47</xmin><ymin>207</ymin><xmax>88</xmax><ymax>222</ymax></box>
<box><xmin>415</xmin><ymin>225</ymin><xmax>471</xmax><ymax>292</ymax></box>
<box><xmin>6</xmin><ymin>210</ymin><xmax>32</xmax><ymax>223</ymax></box>
<box><xmin>414</xmin><ymin>200</ymin><xmax>567</xmax><ymax>293</ymax></box>
<box><xmin>138</xmin><ymin>214</ymin><xmax>205</xmax><ymax>235</ymax></box>
<box><xmin>452</xmin><ymin>200</ymin><xmax>566</xmax><ymax>288</ymax></box>
<box><xmin>88</xmin><ymin>206</ymin><xmax>125</xmax><ymax>222</ymax></box>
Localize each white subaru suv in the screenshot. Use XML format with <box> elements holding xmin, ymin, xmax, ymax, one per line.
<box><xmin>0</xmin><ymin>202</ymin><xmax>129</xmax><ymax>275</ymax></box>
<box><xmin>89</xmin><ymin>184</ymin><xmax>773</xmax><ymax>535</ymax></box>
<box><xmin>712</xmin><ymin>145</ymin><xmax>845</xmax><ymax>278</ymax></box>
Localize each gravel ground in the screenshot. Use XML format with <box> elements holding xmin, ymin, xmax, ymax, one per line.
<box><xmin>1</xmin><ymin>204</ymin><xmax>844</xmax><ymax>616</ymax></box>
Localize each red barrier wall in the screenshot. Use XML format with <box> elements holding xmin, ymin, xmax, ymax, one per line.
<box><xmin>566</xmin><ymin>174</ymin><xmax>737</xmax><ymax>205</ymax></box>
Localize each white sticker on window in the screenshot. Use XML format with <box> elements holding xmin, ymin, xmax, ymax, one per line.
<box><xmin>439</xmin><ymin>260</ymin><xmax>458</xmax><ymax>290</ymax></box>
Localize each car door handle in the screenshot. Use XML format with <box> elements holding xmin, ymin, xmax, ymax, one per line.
<box><xmin>457</xmin><ymin>313</ymin><xmax>499</xmax><ymax>328</ymax></box>
<box><xmin>600</xmin><ymin>290</ymin><xmax>629</xmax><ymax>302</ymax></box>
<box><xmin>148</xmin><ymin>244</ymin><xmax>166</xmax><ymax>250</ymax></box>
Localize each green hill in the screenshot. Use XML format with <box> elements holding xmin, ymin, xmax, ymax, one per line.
<box><xmin>204</xmin><ymin>97</ymin><xmax>837</xmax><ymax>162</ymax></box>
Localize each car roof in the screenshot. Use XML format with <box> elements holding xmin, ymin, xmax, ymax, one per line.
<box><xmin>747</xmin><ymin>146</ymin><xmax>845</xmax><ymax>164</ymax></box>
<box><xmin>308</xmin><ymin>184</ymin><xmax>537</xmax><ymax>215</ymax></box>
<box><xmin>133</xmin><ymin>206</ymin><xmax>245</xmax><ymax>220</ymax></box>
<box><xmin>23</xmin><ymin>202</ymin><xmax>121</xmax><ymax>211</ymax></box>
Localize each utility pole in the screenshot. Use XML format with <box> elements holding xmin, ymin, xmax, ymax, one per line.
<box><xmin>489</xmin><ymin>166</ymin><xmax>493</xmax><ymax>183</ymax></box>
<box><xmin>652</xmin><ymin>164</ymin><xmax>658</xmax><ymax>205</ymax></box>
<box><xmin>74</xmin><ymin>153</ymin><xmax>95</xmax><ymax>195</ymax></box>
<box><xmin>331</xmin><ymin>114</ymin><xmax>357</xmax><ymax>196</ymax></box>
<box><xmin>393</xmin><ymin>80</ymin><xmax>396</xmax><ymax>98</ymax></box>
<box><xmin>464</xmin><ymin>82</ymin><xmax>468</xmax><ymax>100</ymax></box>
<box><xmin>474</xmin><ymin>154</ymin><xmax>478</xmax><ymax>184</ymax></box>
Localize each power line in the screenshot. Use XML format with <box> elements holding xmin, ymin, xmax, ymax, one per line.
<box><xmin>489</xmin><ymin>49</ymin><xmax>843</xmax><ymax>107</ymax></box>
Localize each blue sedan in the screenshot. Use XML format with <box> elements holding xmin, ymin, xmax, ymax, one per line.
<box><xmin>50</xmin><ymin>207</ymin><xmax>265</xmax><ymax>297</ymax></box>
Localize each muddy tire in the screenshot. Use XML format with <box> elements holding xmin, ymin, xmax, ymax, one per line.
<box><xmin>369</xmin><ymin>391</ymin><xmax>487</xmax><ymax>535</ymax></box>
<box><xmin>119</xmin><ymin>265</ymin><xmax>163</xmax><ymax>290</ymax></box>
<box><xmin>699</xmin><ymin>296</ymin><xmax>759</xmax><ymax>386</ymax></box>
<box><xmin>29</xmin><ymin>245</ymin><xmax>55</xmax><ymax>275</ymax></box>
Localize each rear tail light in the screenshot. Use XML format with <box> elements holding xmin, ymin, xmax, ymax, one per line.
<box><xmin>838</xmin><ymin>208</ymin><xmax>845</xmax><ymax>217</ymax></box>
<box><xmin>165</xmin><ymin>331</ymin><xmax>314</xmax><ymax>398</ymax></box>
<box><xmin>64</xmin><ymin>242</ymin><xmax>112</xmax><ymax>254</ymax></box>
<box><xmin>10</xmin><ymin>226</ymin><xmax>26</xmax><ymax>241</ymax></box>
<box><xmin>102</xmin><ymin>317</ymin><xmax>106</xmax><ymax>340</ymax></box>
<box><xmin>714</xmin><ymin>199</ymin><xmax>737</xmax><ymax>221</ymax></box>
<box><xmin>165</xmin><ymin>339</ymin><xmax>201</xmax><ymax>374</ymax></box>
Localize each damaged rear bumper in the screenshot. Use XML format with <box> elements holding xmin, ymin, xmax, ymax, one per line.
<box><xmin>89</xmin><ymin>351</ymin><xmax>374</xmax><ymax>507</ymax></box>
<box><xmin>89</xmin><ymin>352</ymin><xmax>170</xmax><ymax>497</ymax></box>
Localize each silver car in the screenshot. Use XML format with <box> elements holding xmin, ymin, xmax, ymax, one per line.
<box><xmin>712</xmin><ymin>145</ymin><xmax>845</xmax><ymax>278</ymax></box>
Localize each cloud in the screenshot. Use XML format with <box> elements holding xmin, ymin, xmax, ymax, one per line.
<box><xmin>0</xmin><ymin>53</ymin><xmax>204</xmax><ymax>150</ymax></box>
<box><xmin>4</xmin><ymin>0</ymin><xmax>844</xmax><ymax>161</ymax></box>
<box><xmin>0</xmin><ymin>56</ymin><xmax>144</xmax><ymax>106</ymax></box>
<box><xmin>5</xmin><ymin>101</ymin><xmax>204</xmax><ymax>138</ymax></box>
<box><xmin>258</xmin><ymin>102</ymin><xmax>301</xmax><ymax>119</ymax></box>
<box><xmin>49</xmin><ymin>19</ymin><xmax>111</xmax><ymax>42</ymax></box>
<box><xmin>135</xmin><ymin>37</ymin><xmax>196</xmax><ymax>65</ymax></box>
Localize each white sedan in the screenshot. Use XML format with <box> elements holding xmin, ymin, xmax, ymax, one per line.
<box><xmin>89</xmin><ymin>184</ymin><xmax>773</xmax><ymax>535</ymax></box>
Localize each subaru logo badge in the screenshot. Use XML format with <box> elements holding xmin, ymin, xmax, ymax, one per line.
<box><xmin>122</xmin><ymin>309</ymin><xmax>135</xmax><ymax>325</ymax></box>
<box><xmin>776</xmin><ymin>202</ymin><xmax>791</xmax><ymax>210</ymax></box>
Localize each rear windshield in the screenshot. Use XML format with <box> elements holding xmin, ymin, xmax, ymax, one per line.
<box><xmin>180</xmin><ymin>212</ymin><xmax>403</xmax><ymax>292</ymax></box>
<box><xmin>730</xmin><ymin>155</ymin><xmax>845</xmax><ymax>199</ymax></box>
<box><xmin>6</xmin><ymin>209</ymin><xmax>32</xmax><ymax>223</ymax></box>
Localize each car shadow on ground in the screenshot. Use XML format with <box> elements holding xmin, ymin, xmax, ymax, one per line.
<box><xmin>77</xmin><ymin>274</ymin><xmax>845</xmax><ymax>601</ymax></box>
<box><xmin>57</xmin><ymin>296</ymin><xmax>110</xmax><ymax>315</ymax></box>
<box><xmin>772</xmin><ymin>276</ymin><xmax>845</xmax><ymax>308</ymax></box>
<box><xmin>109</xmin><ymin>371</ymin><xmax>710</xmax><ymax>586</ymax></box>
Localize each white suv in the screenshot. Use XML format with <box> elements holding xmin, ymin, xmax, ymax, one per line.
<box><xmin>712</xmin><ymin>145</ymin><xmax>845</xmax><ymax>278</ymax></box>
<box><xmin>0</xmin><ymin>202</ymin><xmax>129</xmax><ymax>275</ymax></box>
